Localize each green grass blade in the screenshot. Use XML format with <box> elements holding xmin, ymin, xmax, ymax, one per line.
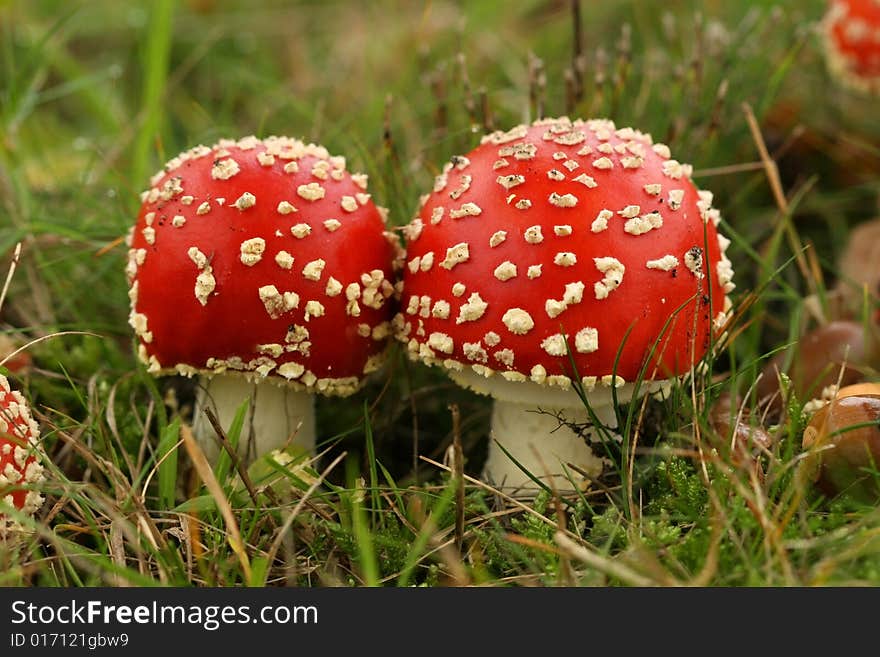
<box><xmin>130</xmin><ymin>0</ymin><xmax>176</xmax><ymax>186</ymax></box>
<box><xmin>157</xmin><ymin>417</ymin><xmax>181</xmax><ymax>508</ymax></box>
<box><xmin>363</xmin><ymin>401</ymin><xmax>381</xmax><ymax>525</ymax></box>
<box><xmin>348</xmin><ymin>459</ymin><xmax>379</xmax><ymax>587</ymax></box>
<box><xmin>249</xmin><ymin>556</ymin><xmax>270</xmax><ymax>588</ymax></box>
<box><xmin>214</xmin><ymin>398</ymin><xmax>249</xmax><ymax>488</ymax></box>
<box><xmin>397</xmin><ymin>477</ymin><xmax>457</xmax><ymax>587</ymax></box>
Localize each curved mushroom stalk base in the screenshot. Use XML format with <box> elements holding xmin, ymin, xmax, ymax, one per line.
<box><xmin>191</xmin><ymin>375</ymin><xmax>316</xmax><ymax>467</ymax></box>
<box><xmin>483</xmin><ymin>400</ymin><xmax>617</xmax><ymax>497</ymax></box>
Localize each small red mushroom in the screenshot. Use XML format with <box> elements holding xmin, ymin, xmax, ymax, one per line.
<box><xmin>395</xmin><ymin>117</ymin><xmax>734</xmax><ymax>493</ymax></box>
<box><xmin>0</xmin><ymin>334</ymin><xmax>32</xmax><ymax>374</ymax></box>
<box><xmin>821</xmin><ymin>0</ymin><xmax>880</xmax><ymax>95</ymax></box>
<box><xmin>127</xmin><ymin>136</ymin><xmax>399</xmax><ymax>465</ymax></box>
<box><xmin>0</xmin><ymin>374</ymin><xmax>45</xmax><ymax>536</ymax></box>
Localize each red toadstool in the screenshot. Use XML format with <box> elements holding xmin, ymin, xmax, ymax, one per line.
<box><xmin>821</xmin><ymin>0</ymin><xmax>880</xmax><ymax>95</ymax></box>
<box><xmin>0</xmin><ymin>334</ymin><xmax>32</xmax><ymax>375</ymax></box>
<box><xmin>127</xmin><ymin>135</ymin><xmax>399</xmax><ymax>465</ymax></box>
<box><xmin>0</xmin><ymin>374</ymin><xmax>45</xmax><ymax>536</ymax></box>
<box><xmin>395</xmin><ymin>117</ymin><xmax>734</xmax><ymax>493</ymax></box>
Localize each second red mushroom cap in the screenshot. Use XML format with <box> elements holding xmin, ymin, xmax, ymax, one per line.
<box><xmin>395</xmin><ymin>116</ymin><xmax>734</xmax><ymax>392</ymax></box>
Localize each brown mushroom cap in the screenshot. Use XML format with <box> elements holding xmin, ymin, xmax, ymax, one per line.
<box><xmin>837</xmin><ymin>218</ymin><xmax>880</xmax><ymax>323</ymax></box>
<box><xmin>803</xmin><ymin>388</ymin><xmax>880</xmax><ymax>500</ymax></box>
<box><xmin>758</xmin><ymin>320</ymin><xmax>876</xmax><ymax>408</ymax></box>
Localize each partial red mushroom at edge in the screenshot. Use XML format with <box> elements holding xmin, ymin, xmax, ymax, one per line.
<box><xmin>127</xmin><ymin>135</ymin><xmax>400</xmax><ymax>466</ymax></box>
<box><xmin>821</xmin><ymin>0</ymin><xmax>880</xmax><ymax>95</ymax></box>
<box><xmin>0</xmin><ymin>374</ymin><xmax>46</xmax><ymax>537</ymax></box>
<box><xmin>0</xmin><ymin>334</ymin><xmax>33</xmax><ymax>375</ymax></box>
<box><xmin>395</xmin><ymin>117</ymin><xmax>734</xmax><ymax>494</ymax></box>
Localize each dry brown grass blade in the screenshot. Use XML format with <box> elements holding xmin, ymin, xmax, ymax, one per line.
<box><xmin>570</xmin><ymin>0</ymin><xmax>584</xmax><ymax>99</ymax></box>
<box><xmin>0</xmin><ymin>242</ymin><xmax>22</xmax><ymax>315</ymax></box>
<box><xmin>692</xmin><ymin>160</ymin><xmax>765</xmax><ymax>177</ymax></box>
<box><xmin>102</xmin><ymin>376</ymin><xmax>138</xmax><ymax>484</ymax></box>
<box><xmin>139</xmin><ymin>432</ymin><xmax>183</xmax><ymax>500</ymax></box>
<box><xmin>479</xmin><ymin>87</ymin><xmax>494</xmax><ymax>132</ymax></box>
<box><xmin>506</xmin><ymin>533</ymin><xmax>562</xmax><ymax>555</ymax></box>
<box><xmin>554</xmin><ymin>531</ymin><xmax>658</xmax><ymax>587</ymax></box>
<box><xmin>742</xmin><ymin>101</ymin><xmax>814</xmax><ymax>296</ymax></box>
<box><xmin>420</xmin><ymin>455</ymin><xmax>584</xmax><ymax>542</ymax></box>
<box><xmin>0</xmin><ymin>331</ymin><xmax>102</xmax><ymax>370</ymax></box>
<box><xmin>391</xmin><ymin>495</ymin><xmax>469</xmax><ymax>586</ymax></box>
<box><xmin>93</xmin><ymin>235</ymin><xmax>124</xmax><ymax>257</ymax></box>
<box><xmin>180</xmin><ymin>422</ymin><xmax>251</xmax><ymax>582</ymax></box>
<box><xmin>626</xmin><ymin>389</ymin><xmax>654</xmax><ymax>522</ymax></box>
<box><xmin>450</xmin><ymin>403</ymin><xmax>465</xmax><ymax>552</ymax></box>
<box><xmin>688</xmin><ymin>491</ymin><xmax>724</xmax><ymax>586</ymax></box>
<box><xmin>109</xmin><ymin>509</ymin><xmax>128</xmax><ymax>587</ymax></box>
<box><xmin>423</xmin><ymin>456</ymin><xmax>541</xmax><ymax>513</ymax></box>
<box><xmin>528</xmin><ymin>51</ymin><xmax>546</xmax><ymax>119</ymax></box>
<box><xmin>457</xmin><ymin>53</ymin><xmax>477</xmax><ymax>127</ymax></box>
<box><xmin>549</xmin><ymin>467</ymin><xmax>576</xmax><ymax>587</ymax></box>
<box><xmin>743</xmin><ymin>102</ymin><xmax>790</xmax><ymax>213</ymax></box>
<box><xmin>201</xmin><ymin>406</ymin><xmax>262</xmax><ymax>508</ymax></box>
<box><xmin>265</xmin><ymin>450</ymin><xmax>347</xmax><ymax>573</ymax></box>
<box><xmin>401</xmin><ymin>359</ymin><xmax>421</xmax><ymax>485</ymax></box>
<box><xmin>806</xmin><ymin>525</ymin><xmax>880</xmax><ymax>585</ymax></box>
<box><xmin>722</xmin><ymin>457</ymin><xmax>797</xmax><ymax>584</ymax></box>
<box><xmin>45</xmin><ymin>415</ymin><xmax>169</xmax><ymax>560</ymax></box>
<box><xmin>434</xmin><ymin>543</ymin><xmax>470</xmax><ymax>586</ymax></box>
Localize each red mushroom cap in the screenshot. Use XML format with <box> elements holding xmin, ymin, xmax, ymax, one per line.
<box><xmin>127</xmin><ymin>136</ymin><xmax>400</xmax><ymax>396</ymax></box>
<box><xmin>0</xmin><ymin>334</ymin><xmax>32</xmax><ymax>374</ymax></box>
<box><xmin>0</xmin><ymin>374</ymin><xmax>45</xmax><ymax>531</ymax></box>
<box><xmin>395</xmin><ymin>117</ymin><xmax>733</xmax><ymax>393</ymax></box>
<box><xmin>821</xmin><ymin>0</ymin><xmax>880</xmax><ymax>94</ymax></box>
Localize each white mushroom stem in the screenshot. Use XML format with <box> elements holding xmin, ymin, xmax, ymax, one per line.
<box><xmin>449</xmin><ymin>369</ymin><xmax>671</xmax><ymax>496</ymax></box>
<box><xmin>191</xmin><ymin>375</ymin><xmax>316</xmax><ymax>467</ymax></box>
<box><xmin>483</xmin><ymin>399</ymin><xmax>614</xmax><ymax>494</ymax></box>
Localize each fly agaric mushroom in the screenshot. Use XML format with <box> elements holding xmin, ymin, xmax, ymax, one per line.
<box><xmin>127</xmin><ymin>135</ymin><xmax>399</xmax><ymax>465</ymax></box>
<box><xmin>395</xmin><ymin>117</ymin><xmax>734</xmax><ymax>493</ymax></box>
<box><xmin>821</xmin><ymin>0</ymin><xmax>880</xmax><ymax>95</ymax></box>
<box><xmin>0</xmin><ymin>374</ymin><xmax>45</xmax><ymax>536</ymax></box>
